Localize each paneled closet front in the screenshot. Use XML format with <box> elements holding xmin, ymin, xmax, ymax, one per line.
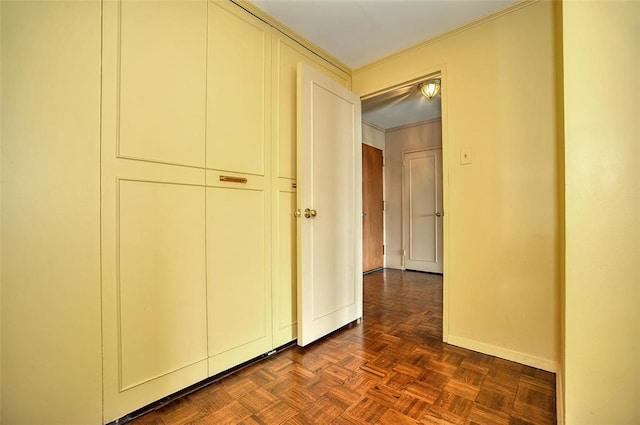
<box><xmin>101</xmin><ymin>0</ymin><xmax>209</xmax><ymax>421</ymax></box>
<box><xmin>205</xmin><ymin>0</ymin><xmax>273</xmax><ymax>378</ymax></box>
<box><xmin>101</xmin><ymin>0</ymin><xmax>350</xmax><ymax>421</ymax></box>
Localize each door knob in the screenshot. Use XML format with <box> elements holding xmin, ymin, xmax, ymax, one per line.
<box><xmin>435</xmin><ymin>212</ymin><xmax>442</xmax><ymax>217</ymax></box>
<box><xmin>304</xmin><ymin>208</ymin><xmax>317</xmax><ymax>218</ymax></box>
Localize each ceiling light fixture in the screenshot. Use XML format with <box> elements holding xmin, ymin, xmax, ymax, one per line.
<box><xmin>420</xmin><ymin>79</ymin><xmax>441</xmax><ymax>100</ymax></box>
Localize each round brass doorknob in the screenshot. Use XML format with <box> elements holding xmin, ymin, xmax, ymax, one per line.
<box><xmin>435</xmin><ymin>212</ymin><xmax>442</xmax><ymax>217</ymax></box>
<box><xmin>304</xmin><ymin>208</ymin><xmax>317</xmax><ymax>218</ymax></box>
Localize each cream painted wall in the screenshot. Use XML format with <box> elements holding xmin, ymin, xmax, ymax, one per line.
<box><xmin>1</xmin><ymin>1</ymin><xmax>103</xmax><ymax>423</ymax></box>
<box><xmin>563</xmin><ymin>2</ymin><xmax>640</xmax><ymax>424</ymax></box>
<box><xmin>0</xmin><ymin>3</ymin><xmax>3</xmax><ymax>418</ymax></box>
<box><xmin>362</xmin><ymin>121</ymin><xmax>385</xmax><ymax>151</ymax></box>
<box><xmin>384</xmin><ymin>119</ymin><xmax>442</xmax><ymax>270</ymax></box>
<box><xmin>353</xmin><ymin>1</ymin><xmax>560</xmax><ymax>370</ymax></box>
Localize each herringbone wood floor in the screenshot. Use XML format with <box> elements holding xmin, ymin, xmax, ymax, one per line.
<box><xmin>126</xmin><ymin>269</ymin><xmax>556</xmax><ymax>425</ymax></box>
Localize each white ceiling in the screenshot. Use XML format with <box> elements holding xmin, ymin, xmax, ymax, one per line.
<box><xmin>250</xmin><ymin>0</ymin><xmax>518</xmax><ymax>130</ymax></box>
<box><xmin>251</xmin><ymin>0</ymin><xmax>518</xmax><ymax>69</ymax></box>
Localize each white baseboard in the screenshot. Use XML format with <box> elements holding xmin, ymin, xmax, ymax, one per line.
<box><xmin>446</xmin><ymin>334</ymin><xmax>558</xmax><ymax>373</ymax></box>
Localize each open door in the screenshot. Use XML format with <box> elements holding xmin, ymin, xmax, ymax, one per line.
<box><xmin>296</xmin><ymin>63</ymin><xmax>363</xmax><ymax>347</ymax></box>
<box><xmin>362</xmin><ymin>144</ymin><xmax>384</xmax><ymax>272</ymax></box>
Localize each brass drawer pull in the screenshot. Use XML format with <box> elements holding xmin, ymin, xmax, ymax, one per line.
<box><xmin>219</xmin><ymin>175</ymin><xmax>247</xmax><ymax>184</ymax></box>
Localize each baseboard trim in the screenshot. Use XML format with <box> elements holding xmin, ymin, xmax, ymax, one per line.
<box><xmin>447</xmin><ymin>334</ymin><xmax>558</xmax><ymax>373</ymax></box>
<box><xmin>556</xmin><ymin>364</ymin><xmax>564</xmax><ymax>425</ymax></box>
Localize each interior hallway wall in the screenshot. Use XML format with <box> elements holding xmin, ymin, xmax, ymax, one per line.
<box><xmin>352</xmin><ymin>1</ymin><xmax>559</xmax><ymax>370</ymax></box>
<box><xmin>562</xmin><ymin>1</ymin><xmax>640</xmax><ymax>423</ymax></box>
<box><xmin>384</xmin><ymin>119</ymin><xmax>442</xmax><ymax>270</ymax></box>
<box><xmin>1</xmin><ymin>1</ymin><xmax>103</xmax><ymax>423</ymax></box>
<box><xmin>362</xmin><ymin>121</ymin><xmax>385</xmax><ymax>151</ymax></box>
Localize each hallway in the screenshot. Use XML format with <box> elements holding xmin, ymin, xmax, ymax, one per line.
<box><xmin>127</xmin><ymin>269</ymin><xmax>556</xmax><ymax>424</ymax></box>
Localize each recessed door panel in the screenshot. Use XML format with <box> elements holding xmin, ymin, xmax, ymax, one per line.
<box><xmin>102</xmin><ymin>179</ymin><xmax>208</xmax><ymax>421</ymax></box>
<box><xmin>118</xmin><ymin>180</ymin><xmax>207</xmax><ymax>389</ymax></box>
<box><xmin>207</xmin><ymin>2</ymin><xmax>270</xmax><ymax>175</ymax></box>
<box><xmin>118</xmin><ymin>0</ymin><xmax>206</xmax><ymax>167</ymax></box>
<box><xmin>206</xmin><ymin>185</ymin><xmax>272</xmax><ymax>374</ymax></box>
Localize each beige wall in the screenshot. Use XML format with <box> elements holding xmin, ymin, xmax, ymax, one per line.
<box><xmin>1</xmin><ymin>1</ymin><xmax>103</xmax><ymax>423</ymax></box>
<box><xmin>353</xmin><ymin>1</ymin><xmax>560</xmax><ymax>370</ymax></box>
<box><xmin>0</xmin><ymin>2</ymin><xmax>3</xmax><ymax>418</ymax></box>
<box><xmin>384</xmin><ymin>119</ymin><xmax>442</xmax><ymax>270</ymax></box>
<box><xmin>562</xmin><ymin>1</ymin><xmax>640</xmax><ymax>423</ymax></box>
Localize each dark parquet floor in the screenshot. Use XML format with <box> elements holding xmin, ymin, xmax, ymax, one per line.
<box><xmin>127</xmin><ymin>269</ymin><xmax>556</xmax><ymax>425</ymax></box>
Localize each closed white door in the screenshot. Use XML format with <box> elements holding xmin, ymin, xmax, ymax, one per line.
<box><xmin>297</xmin><ymin>63</ymin><xmax>363</xmax><ymax>347</ymax></box>
<box><xmin>403</xmin><ymin>149</ymin><xmax>443</xmax><ymax>273</ymax></box>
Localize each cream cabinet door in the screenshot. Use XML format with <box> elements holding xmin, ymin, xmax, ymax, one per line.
<box><xmin>206</xmin><ymin>2</ymin><xmax>273</xmax><ymax>375</ymax></box>
<box><xmin>115</xmin><ymin>0</ymin><xmax>206</xmax><ymax>167</ymax></box>
<box><xmin>101</xmin><ymin>0</ymin><xmax>208</xmax><ymax>421</ymax></box>
<box><xmin>206</xmin><ymin>173</ymin><xmax>272</xmax><ymax>375</ymax></box>
<box><xmin>207</xmin><ymin>1</ymin><xmax>271</xmax><ymax>175</ymax></box>
<box><xmin>271</xmin><ymin>33</ymin><xmax>351</xmax><ymax>347</ymax></box>
<box><xmin>102</xmin><ymin>180</ymin><xmax>208</xmax><ymax>422</ymax></box>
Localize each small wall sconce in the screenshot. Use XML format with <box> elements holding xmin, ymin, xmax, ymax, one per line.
<box><xmin>420</xmin><ymin>79</ymin><xmax>441</xmax><ymax>100</ymax></box>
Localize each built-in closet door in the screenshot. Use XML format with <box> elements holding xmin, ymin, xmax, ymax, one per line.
<box><xmin>101</xmin><ymin>0</ymin><xmax>208</xmax><ymax>421</ymax></box>
<box><xmin>206</xmin><ymin>1</ymin><xmax>273</xmax><ymax>375</ymax></box>
<box><xmin>271</xmin><ymin>34</ymin><xmax>351</xmax><ymax>346</ymax></box>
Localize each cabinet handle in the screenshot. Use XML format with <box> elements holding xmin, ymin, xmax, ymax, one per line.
<box><xmin>219</xmin><ymin>175</ymin><xmax>247</xmax><ymax>184</ymax></box>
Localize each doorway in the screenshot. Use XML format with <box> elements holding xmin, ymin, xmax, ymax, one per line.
<box><xmin>360</xmin><ymin>72</ymin><xmax>446</xmax><ymax>333</ymax></box>
<box><xmin>361</xmin><ymin>74</ymin><xmax>443</xmax><ymax>272</ymax></box>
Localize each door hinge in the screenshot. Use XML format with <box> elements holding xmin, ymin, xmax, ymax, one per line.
<box><xmin>382</xmin><ymin>201</ymin><xmax>385</xmax><ymax>211</ymax></box>
<box><xmin>382</xmin><ymin>245</ymin><xmax>385</xmax><ymax>255</ymax></box>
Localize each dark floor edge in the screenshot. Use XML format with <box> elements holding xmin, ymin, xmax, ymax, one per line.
<box><xmin>363</xmin><ymin>267</ymin><xmax>384</xmax><ymax>275</ymax></box>
<box><xmin>108</xmin><ymin>340</ymin><xmax>297</xmax><ymax>425</ymax></box>
<box><xmin>404</xmin><ymin>268</ymin><xmax>443</xmax><ymax>275</ymax></box>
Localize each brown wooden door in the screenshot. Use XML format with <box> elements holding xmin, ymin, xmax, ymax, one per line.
<box><xmin>362</xmin><ymin>144</ymin><xmax>384</xmax><ymax>272</ymax></box>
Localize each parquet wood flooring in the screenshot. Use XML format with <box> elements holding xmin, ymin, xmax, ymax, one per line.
<box><xmin>126</xmin><ymin>269</ymin><xmax>556</xmax><ymax>425</ymax></box>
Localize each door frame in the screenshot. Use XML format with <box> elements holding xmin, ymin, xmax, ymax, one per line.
<box><xmin>359</xmin><ymin>68</ymin><xmax>450</xmax><ymax>342</ymax></box>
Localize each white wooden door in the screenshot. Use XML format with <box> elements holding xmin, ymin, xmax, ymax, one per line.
<box><xmin>403</xmin><ymin>149</ymin><xmax>443</xmax><ymax>273</ymax></box>
<box><xmin>297</xmin><ymin>63</ymin><xmax>363</xmax><ymax>347</ymax></box>
<box><xmin>270</xmin><ymin>33</ymin><xmax>351</xmax><ymax>348</ymax></box>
